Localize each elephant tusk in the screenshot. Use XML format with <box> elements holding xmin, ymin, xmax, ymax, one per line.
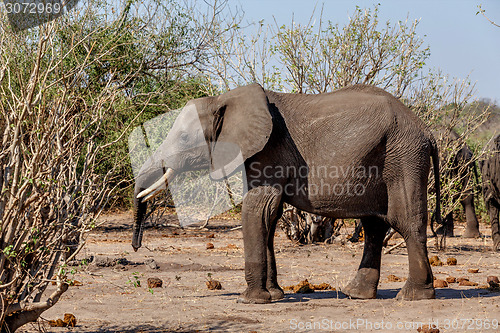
<box><xmin>137</xmin><ymin>168</ymin><xmax>175</xmax><ymax>201</ymax></box>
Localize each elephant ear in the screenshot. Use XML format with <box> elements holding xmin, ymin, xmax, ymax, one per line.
<box><xmin>210</xmin><ymin>84</ymin><xmax>272</xmax><ymax>180</ymax></box>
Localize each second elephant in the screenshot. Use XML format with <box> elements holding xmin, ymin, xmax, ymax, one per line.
<box><xmin>479</xmin><ymin>134</ymin><xmax>500</xmax><ymax>251</ymax></box>
<box><xmin>435</xmin><ymin>128</ymin><xmax>480</xmax><ymax>238</ymax></box>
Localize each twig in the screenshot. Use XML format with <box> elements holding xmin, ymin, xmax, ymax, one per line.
<box><xmin>384</xmin><ymin>240</ymin><xmax>405</xmax><ymax>254</ymax></box>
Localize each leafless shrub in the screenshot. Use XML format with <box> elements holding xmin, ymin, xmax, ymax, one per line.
<box><xmin>0</xmin><ymin>10</ymin><xmax>135</xmax><ymax>333</ymax></box>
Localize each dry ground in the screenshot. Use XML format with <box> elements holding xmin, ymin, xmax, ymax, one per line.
<box><xmin>19</xmin><ymin>212</ymin><xmax>500</xmax><ymax>333</ymax></box>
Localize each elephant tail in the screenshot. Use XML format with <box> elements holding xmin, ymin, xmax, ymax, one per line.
<box><xmin>430</xmin><ymin>138</ymin><xmax>442</xmax><ymax>233</ymax></box>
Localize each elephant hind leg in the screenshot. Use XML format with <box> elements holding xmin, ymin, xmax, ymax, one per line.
<box><xmin>341</xmin><ymin>216</ymin><xmax>389</xmax><ymax>299</ymax></box>
<box><xmin>386</xmin><ymin>171</ymin><xmax>435</xmax><ymax>300</ymax></box>
<box><xmin>486</xmin><ymin>200</ymin><xmax>500</xmax><ymax>251</ymax></box>
<box><xmin>390</xmin><ymin>210</ymin><xmax>435</xmax><ymax>300</ymax></box>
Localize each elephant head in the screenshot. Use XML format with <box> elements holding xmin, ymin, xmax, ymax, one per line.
<box><xmin>131</xmin><ymin>84</ymin><xmax>273</xmax><ymax>250</ymax></box>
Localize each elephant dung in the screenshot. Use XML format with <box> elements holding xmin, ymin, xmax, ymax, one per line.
<box><xmin>147</xmin><ymin>277</ymin><xmax>163</xmax><ymax>288</ymax></box>
<box><xmin>63</xmin><ymin>313</ymin><xmax>77</xmax><ymax>327</ymax></box>
<box><xmin>487</xmin><ymin>276</ymin><xmax>500</xmax><ymax>290</ymax></box>
<box><xmin>283</xmin><ymin>280</ymin><xmax>334</xmax><ymax>293</ymax></box>
<box><xmin>433</xmin><ymin>279</ymin><xmax>448</xmax><ymax>288</ymax></box>
<box><xmin>386</xmin><ymin>274</ymin><xmax>405</xmax><ymax>282</ymax></box>
<box><xmin>428</xmin><ymin>255</ymin><xmax>443</xmax><ymax>266</ymax></box>
<box><xmin>206</xmin><ymin>279</ymin><xmax>222</xmax><ymax>290</ymax></box>
<box><xmin>48</xmin><ymin>319</ymin><xmax>66</xmax><ymax>327</ymax></box>
<box><xmin>417</xmin><ymin>324</ymin><xmax>440</xmax><ymax>333</ymax></box>
<box><xmin>459</xmin><ymin>279</ymin><xmax>478</xmax><ymax>287</ymax></box>
<box><xmin>48</xmin><ymin>313</ymin><xmax>77</xmax><ymax>328</ymax></box>
<box><xmin>446</xmin><ymin>257</ymin><xmax>457</xmax><ymax>265</ymax></box>
<box><xmin>294</xmin><ymin>280</ymin><xmax>315</xmax><ymax>293</ymax></box>
<box><xmin>445</xmin><ymin>276</ymin><xmax>456</xmax><ymax>283</ymax></box>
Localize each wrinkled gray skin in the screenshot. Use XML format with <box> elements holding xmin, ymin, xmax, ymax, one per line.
<box><xmin>479</xmin><ymin>134</ymin><xmax>500</xmax><ymax>251</ymax></box>
<box><xmin>132</xmin><ymin>84</ymin><xmax>441</xmax><ymax>303</ymax></box>
<box><xmin>435</xmin><ymin>129</ymin><xmax>480</xmax><ymax>238</ymax></box>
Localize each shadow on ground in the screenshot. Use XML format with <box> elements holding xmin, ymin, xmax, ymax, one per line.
<box><xmin>276</xmin><ymin>288</ymin><xmax>500</xmax><ymax>302</ymax></box>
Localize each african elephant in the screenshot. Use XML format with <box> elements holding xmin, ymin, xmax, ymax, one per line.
<box><xmin>479</xmin><ymin>134</ymin><xmax>500</xmax><ymax>251</ymax></box>
<box><xmin>131</xmin><ymin>83</ymin><xmax>441</xmax><ymax>302</ymax></box>
<box><xmin>434</xmin><ymin>128</ymin><xmax>480</xmax><ymax>238</ymax></box>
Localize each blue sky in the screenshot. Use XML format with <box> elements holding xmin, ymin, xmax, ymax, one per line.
<box><xmin>234</xmin><ymin>0</ymin><xmax>500</xmax><ymax>102</ymax></box>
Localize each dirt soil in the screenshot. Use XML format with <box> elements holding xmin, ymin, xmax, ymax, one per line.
<box><xmin>19</xmin><ymin>212</ymin><xmax>500</xmax><ymax>333</ymax></box>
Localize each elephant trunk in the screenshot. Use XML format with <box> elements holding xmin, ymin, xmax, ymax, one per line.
<box><xmin>131</xmin><ymin>168</ymin><xmax>176</xmax><ymax>251</ymax></box>
<box><xmin>132</xmin><ymin>184</ymin><xmax>147</xmax><ymax>251</ymax></box>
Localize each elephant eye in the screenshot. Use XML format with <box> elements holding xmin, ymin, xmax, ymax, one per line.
<box><xmin>180</xmin><ymin>132</ymin><xmax>189</xmax><ymax>143</ymax></box>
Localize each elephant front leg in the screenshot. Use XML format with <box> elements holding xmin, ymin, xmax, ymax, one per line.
<box><xmin>487</xmin><ymin>201</ymin><xmax>500</xmax><ymax>251</ymax></box>
<box><xmin>238</xmin><ymin>186</ymin><xmax>282</xmax><ymax>304</ymax></box>
<box><xmin>266</xmin><ymin>213</ymin><xmax>285</xmax><ymax>300</ymax></box>
<box><xmin>342</xmin><ymin>217</ymin><xmax>388</xmax><ymax>299</ymax></box>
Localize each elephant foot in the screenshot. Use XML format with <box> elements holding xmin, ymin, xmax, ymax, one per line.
<box><xmin>268</xmin><ymin>286</ymin><xmax>285</xmax><ymax>300</ymax></box>
<box><xmin>396</xmin><ymin>281</ymin><xmax>435</xmax><ymax>300</ymax></box>
<box><xmin>236</xmin><ymin>288</ymin><xmax>272</xmax><ymax>304</ymax></box>
<box><xmin>463</xmin><ymin>228</ymin><xmax>481</xmax><ymax>238</ymax></box>
<box><xmin>342</xmin><ymin>269</ymin><xmax>379</xmax><ymax>299</ymax></box>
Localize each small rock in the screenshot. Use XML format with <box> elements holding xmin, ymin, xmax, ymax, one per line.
<box><xmin>206</xmin><ymin>243</ymin><xmax>215</xmax><ymax>249</ymax></box>
<box><xmin>417</xmin><ymin>324</ymin><xmax>440</xmax><ymax>333</ymax></box>
<box><xmin>468</xmin><ymin>268</ymin><xmax>479</xmax><ymax>274</ymax></box>
<box><xmin>433</xmin><ymin>279</ymin><xmax>448</xmax><ymax>288</ymax></box>
<box><xmin>147</xmin><ymin>277</ymin><xmax>163</xmax><ymax>288</ymax></box>
<box><xmin>457</xmin><ymin>277</ymin><xmax>469</xmax><ymax>283</ymax></box>
<box><xmin>93</xmin><ymin>255</ymin><xmax>128</xmax><ymax>267</ymax></box>
<box><xmin>459</xmin><ymin>280</ymin><xmax>478</xmax><ymax>287</ymax></box>
<box><xmin>446</xmin><ymin>257</ymin><xmax>457</xmax><ymax>265</ymax></box>
<box><xmin>144</xmin><ymin>258</ymin><xmax>159</xmax><ymax>270</ymax></box>
<box><xmin>206</xmin><ymin>279</ymin><xmax>222</xmax><ymax>290</ymax></box>
<box><xmin>429</xmin><ymin>256</ymin><xmax>443</xmax><ymax>266</ymax></box>
<box><xmin>445</xmin><ymin>276</ymin><xmax>456</xmax><ymax>283</ymax></box>
<box><xmin>63</xmin><ymin>313</ymin><xmax>77</xmax><ymax>327</ymax></box>
<box><xmin>206</xmin><ymin>233</ymin><xmax>215</xmax><ymax>238</ymax></box>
